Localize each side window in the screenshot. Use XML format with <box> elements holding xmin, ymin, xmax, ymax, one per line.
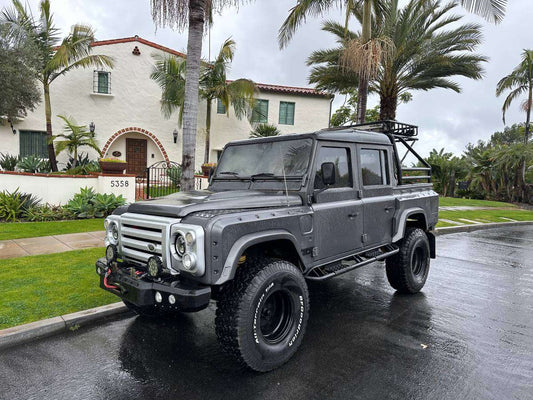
<box><xmin>314</xmin><ymin>146</ymin><xmax>352</xmax><ymax>189</ymax></box>
<box><xmin>361</xmin><ymin>149</ymin><xmax>390</xmax><ymax>186</ymax></box>
<box><xmin>279</xmin><ymin>101</ymin><xmax>295</xmax><ymax>125</ymax></box>
<box><xmin>94</xmin><ymin>71</ymin><xmax>111</xmax><ymax>94</ymax></box>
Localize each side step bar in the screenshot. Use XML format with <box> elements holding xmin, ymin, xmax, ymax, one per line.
<box><xmin>305</xmin><ymin>244</ymin><xmax>399</xmax><ymax>281</ymax></box>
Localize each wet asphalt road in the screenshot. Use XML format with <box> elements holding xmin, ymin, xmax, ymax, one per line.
<box><xmin>1</xmin><ymin>226</ymin><xmax>532</xmax><ymax>400</ymax></box>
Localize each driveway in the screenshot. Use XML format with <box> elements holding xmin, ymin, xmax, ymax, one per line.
<box><xmin>0</xmin><ymin>226</ymin><xmax>532</xmax><ymax>400</ymax></box>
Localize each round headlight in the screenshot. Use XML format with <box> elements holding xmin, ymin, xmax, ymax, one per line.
<box><xmin>111</xmin><ymin>224</ymin><xmax>119</xmax><ymax>241</ymax></box>
<box><xmin>185</xmin><ymin>231</ymin><xmax>195</xmax><ymax>246</ymax></box>
<box><xmin>147</xmin><ymin>256</ymin><xmax>162</xmax><ymax>277</ymax></box>
<box><xmin>182</xmin><ymin>252</ymin><xmax>197</xmax><ymax>271</ymax></box>
<box><xmin>105</xmin><ymin>244</ymin><xmax>118</xmax><ymax>263</ymax></box>
<box><xmin>175</xmin><ymin>234</ymin><xmax>186</xmax><ymax>256</ymax></box>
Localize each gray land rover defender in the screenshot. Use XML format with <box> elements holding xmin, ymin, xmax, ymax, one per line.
<box><xmin>96</xmin><ymin>121</ymin><xmax>438</xmax><ymax>372</ymax></box>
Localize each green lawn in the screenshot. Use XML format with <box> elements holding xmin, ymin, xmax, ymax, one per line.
<box><xmin>0</xmin><ymin>219</ymin><xmax>104</xmax><ymax>240</ymax></box>
<box><xmin>0</xmin><ymin>247</ymin><xmax>117</xmax><ymax>329</ymax></box>
<box><xmin>438</xmin><ymin>197</ymin><xmax>517</xmax><ymax>208</ymax></box>
<box><xmin>436</xmin><ymin>208</ymin><xmax>533</xmax><ymax>228</ymax></box>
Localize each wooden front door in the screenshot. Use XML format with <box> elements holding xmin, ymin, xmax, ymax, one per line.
<box><xmin>126</xmin><ymin>138</ymin><xmax>147</xmax><ymax>177</ymax></box>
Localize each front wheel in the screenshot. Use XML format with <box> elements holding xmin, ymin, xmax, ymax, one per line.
<box><xmin>386</xmin><ymin>227</ymin><xmax>430</xmax><ymax>294</ymax></box>
<box><xmin>215</xmin><ymin>258</ymin><xmax>309</xmax><ymax>372</ymax></box>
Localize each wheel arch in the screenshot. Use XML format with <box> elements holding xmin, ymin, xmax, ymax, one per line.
<box><xmin>392</xmin><ymin>207</ymin><xmax>428</xmax><ymax>243</ymax></box>
<box><xmin>215</xmin><ymin>230</ymin><xmax>304</xmax><ymax>285</ymax></box>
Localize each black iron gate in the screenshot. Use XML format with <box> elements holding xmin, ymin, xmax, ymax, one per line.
<box><xmin>136</xmin><ymin>161</ymin><xmax>181</xmax><ymax>200</ymax></box>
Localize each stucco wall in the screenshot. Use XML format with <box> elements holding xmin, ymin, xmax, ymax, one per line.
<box><xmin>0</xmin><ymin>172</ymin><xmax>136</xmax><ymax>204</ymax></box>
<box><xmin>0</xmin><ymin>38</ymin><xmax>331</xmax><ymax>171</ymax></box>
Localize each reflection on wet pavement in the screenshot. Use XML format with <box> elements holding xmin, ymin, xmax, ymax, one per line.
<box><xmin>0</xmin><ymin>226</ymin><xmax>532</xmax><ymax>400</ymax></box>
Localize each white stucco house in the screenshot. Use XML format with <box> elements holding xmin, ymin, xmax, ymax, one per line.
<box><xmin>0</xmin><ymin>36</ymin><xmax>333</xmax><ymax>176</ymax></box>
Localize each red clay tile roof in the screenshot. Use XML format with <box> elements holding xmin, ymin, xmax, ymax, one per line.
<box><xmin>91</xmin><ymin>36</ymin><xmax>333</xmax><ymax>98</ymax></box>
<box><xmin>91</xmin><ymin>36</ymin><xmax>187</xmax><ymax>59</ymax></box>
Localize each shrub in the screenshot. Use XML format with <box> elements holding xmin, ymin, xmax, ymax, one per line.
<box><xmin>0</xmin><ymin>153</ymin><xmax>20</xmax><ymax>171</ymax></box>
<box><xmin>65</xmin><ymin>187</ymin><xmax>125</xmax><ymax>218</ymax></box>
<box><xmin>167</xmin><ymin>165</ymin><xmax>182</xmax><ymax>188</ymax></box>
<box><xmin>0</xmin><ymin>188</ymin><xmax>41</xmax><ymax>221</ymax></box>
<box><xmin>17</xmin><ymin>155</ymin><xmax>51</xmax><ymax>173</ymax></box>
<box><xmin>64</xmin><ymin>153</ymin><xmax>101</xmax><ymax>174</ymax></box>
<box><xmin>25</xmin><ymin>204</ymin><xmax>74</xmax><ymax>221</ymax></box>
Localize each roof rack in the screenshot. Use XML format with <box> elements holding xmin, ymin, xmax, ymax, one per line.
<box><xmin>325</xmin><ymin>120</ymin><xmax>430</xmax><ymax>185</ymax></box>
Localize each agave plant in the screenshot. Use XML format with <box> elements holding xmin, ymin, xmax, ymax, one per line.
<box><xmin>0</xmin><ymin>152</ymin><xmax>20</xmax><ymax>171</ymax></box>
<box><xmin>16</xmin><ymin>155</ymin><xmax>51</xmax><ymax>173</ymax></box>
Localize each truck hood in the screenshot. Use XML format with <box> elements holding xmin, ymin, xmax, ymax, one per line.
<box><xmin>126</xmin><ymin>190</ymin><xmax>302</xmax><ymax>218</ymax></box>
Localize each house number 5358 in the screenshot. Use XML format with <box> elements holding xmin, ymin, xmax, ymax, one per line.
<box><xmin>110</xmin><ymin>180</ymin><xmax>129</xmax><ymax>187</ymax></box>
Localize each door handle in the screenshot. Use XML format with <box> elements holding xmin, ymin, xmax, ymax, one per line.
<box><xmin>348</xmin><ymin>212</ymin><xmax>359</xmax><ymax>220</ymax></box>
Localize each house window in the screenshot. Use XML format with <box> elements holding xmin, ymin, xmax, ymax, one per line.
<box><xmin>93</xmin><ymin>71</ymin><xmax>111</xmax><ymax>94</ymax></box>
<box><xmin>19</xmin><ymin>130</ymin><xmax>48</xmax><ymax>158</ymax></box>
<box><xmin>251</xmin><ymin>99</ymin><xmax>268</xmax><ymax>123</ymax></box>
<box><xmin>217</xmin><ymin>98</ymin><xmax>226</xmax><ymax>114</ymax></box>
<box><xmin>279</xmin><ymin>101</ymin><xmax>295</xmax><ymax>125</ymax></box>
<box><xmin>361</xmin><ymin>149</ymin><xmax>390</xmax><ymax>186</ymax></box>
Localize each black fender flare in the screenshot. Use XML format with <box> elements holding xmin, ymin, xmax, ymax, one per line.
<box><xmin>392</xmin><ymin>207</ymin><xmax>428</xmax><ymax>243</ymax></box>
<box><xmin>214</xmin><ymin>230</ymin><xmax>300</xmax><ymax>285</ymax></box>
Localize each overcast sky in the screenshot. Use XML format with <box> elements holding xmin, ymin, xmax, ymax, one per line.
<box><xmin>2</xmin><ymin>0</ymin><xmax>532</xmax><ymax>157</ymax></box>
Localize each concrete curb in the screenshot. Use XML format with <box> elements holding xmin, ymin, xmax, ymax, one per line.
<box><xmin>0</xmin><ymin>302</ymin><xmax>130</xmax><ymax>350</ymax></box>
<box><xmin>435</xmin><ymin>220</ymin><xmax>533</xmax><ymax>235</ymax></box>
<box><xmin>1</xmin><ymin>220</ymin><xmax>531</xmax><ymax>350</ymax></box>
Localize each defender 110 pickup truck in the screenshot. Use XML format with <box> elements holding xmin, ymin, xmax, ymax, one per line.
<box><xmin>96</xmin><ymin>120</ymin><xmax>438</xmax><ymax>372</ymax></box>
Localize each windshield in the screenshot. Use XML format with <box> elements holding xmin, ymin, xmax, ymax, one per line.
<box><xmin>216</xmin><ymin>138</ymin><xmax>313</xmax><ymax>178</ymax></box>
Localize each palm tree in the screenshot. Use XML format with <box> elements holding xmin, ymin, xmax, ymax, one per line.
<box><xmin>200</xmin><ymin>38</ymin><xmax>255</xmax><ymax>163</ymax></box>
<box><xmin>150</xmin><ymin>0</ymin><xmax>251</xmax><ymax>191</ymax></box>
<box><xmin>1</xmin><ymin>0</ymin><xmax>114</xmax><ymax>172</ymax></box>
<box><xmin>308</xmin><ymin>1</ymin><xmax>486</xmax><ymax>120</ymax></box>
<box><xmin>150</xmin><ymin>38</ymin><xmax>255</xmax><ymax>164</ymax></box>
<box><xmin>496</xmin><ymin>50</ymin><xmax>533</xmax><ymax>144</ymax></box>
<box><xmin>249</xmin><ymin>124</ymin><xmax>281</xmax><ymax>138</ymax></box>
<box><xmin>52</xmin><ymin>115</ymin><xmax>102</xmax><ymax>168</ymax></box>
<box><xmin>279</xmin><ymin>0</ymin><xmax>506</xmax><ymax>122</ymax></box>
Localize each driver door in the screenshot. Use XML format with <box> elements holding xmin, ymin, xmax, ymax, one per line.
<box><xmin>311</xmin><ymin>143</ymin><xmax>364</xmax><ymax>262</ymax></box>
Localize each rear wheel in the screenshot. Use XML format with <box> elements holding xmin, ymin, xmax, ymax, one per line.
<box><xmin>386</xmin><ymin>228</ymin><xmax>430</xmax><ymax>294</ymax></box>
<box><xmin>215</xmin><ymin>258</ymin><xmax>309</xmax><ymax>372</ymax></box>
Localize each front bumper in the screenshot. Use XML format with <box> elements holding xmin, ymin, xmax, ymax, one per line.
<box><xmin>96</xmin><ymin>258</ymin><xmax>211</xmax><ymax>311</ymax></box>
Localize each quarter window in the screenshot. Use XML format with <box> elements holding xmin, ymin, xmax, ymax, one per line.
<box><xmin>314</xmin><ymin>147</ymin><xmax>352</xmax><ymax>189</ymax></box>
<box><xmin>279</xmin><ymin>101</ymin><xmax>295</xmax><ymax>125</ymax></box>
<box><xmin>94</xmin><ymin>71</ymin><xmax>111</xmax><ymax>94</ymax></box>
<box><xmin>19</xmin><ymin>130</ymin><xmax>48</xmax><ymax>158</ymax></box>
<box><xmin>251</xmin><ymin>99</ymin><xmax>268</xmax><ymax>123</ymax></box>
<box><xmin>361</xmin><ymin>149</ymin><xmax>390</xmax><ymax>186</ymax></box>
<box><xmin>217</xmin><ymin>98</ymin><xmax>226</xmax><ymax>114</ymax></box>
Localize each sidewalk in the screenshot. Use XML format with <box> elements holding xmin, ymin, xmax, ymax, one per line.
<box><xmin>0</xmin><ymin>231</ymin><xmax>105</xmax><ymax>259</ymax></box>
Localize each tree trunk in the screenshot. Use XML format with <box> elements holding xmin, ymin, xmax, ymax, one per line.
<box><xmin>73</xmin><ymin>147</ymin><xmax>78</xmax><ymax>168</ymax></box>
<box><xmin>380</xmin><ymin>93</ymin><xmax>397</xmax><ymax>120</ymax></box>
<box><xmin>180</xmin><ymin>0</ymin><xmax>206</xmax><ymax>191</ymax></box>
<box><xmin>44</xmin><ymin>82</ymin><xmax>58</xmax><ymax>171</ymax></box>
<box><xmin>356</xmin><ymin>0</ymin><xmax>372</xmax><ymax>124</ymax></box>
<box><xmin>204</xmin><ymin>98</ymin><xmax>211</xmax><ymax>164</ymax></box>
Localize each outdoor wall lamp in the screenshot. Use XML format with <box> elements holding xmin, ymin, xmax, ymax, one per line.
<box><xmin>173</xmin><ymin>128</ymin><xmax>179</xmax><ymax>143</ymax></box>
<box><xmin>89</xmin><ymin>122</ymin><xmax>95</xmax><ymax>133</ymax></box>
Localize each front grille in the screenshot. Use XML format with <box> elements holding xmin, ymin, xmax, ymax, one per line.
<box><xmin>118</xmin><ymin>213</ymin><xmax>178</xmax><ymax>266</ymax></box>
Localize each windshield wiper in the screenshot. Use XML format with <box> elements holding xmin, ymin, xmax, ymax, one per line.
<box><xmin>250</xmin><ymin>173</ymin><xmax>275</xmax><ymax>179</ymax></box>
<box><xmin>218</xmin><ymin>171</ymin><xmax>240</xmax><ymax>176</ymax></box>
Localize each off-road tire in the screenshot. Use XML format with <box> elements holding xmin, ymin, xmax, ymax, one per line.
<box><xmin>386</xmin><ymin>227</ymin><xmax>430</xmax><ymax>294</ymax></box>
<box><xmin>215</xmin><ymin>258</ymin><xmax>309</xmax><ymax>372</ymax></box>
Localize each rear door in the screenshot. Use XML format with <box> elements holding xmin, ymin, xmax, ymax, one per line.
<box><xmin>357</xmin><ymin>145</ymin><xmax>396</xmax><ymax>248</ymax></box>
<box><xmin>311</xmin><ymin>143</ymin><xmax>364</xmax><ymax>262</ymax></box>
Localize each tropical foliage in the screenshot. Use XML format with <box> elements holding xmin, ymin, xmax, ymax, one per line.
<box><xmin>0</xmin><ymin>188</ymin><xmax>40</xmax><ymax>221</ymax></box>
<box><xmin>496</xmin><ymin>49</ymin><xmax>533</xmax><ymax>143</ymax></box>
<box><xmin>65</xmin><ymin>187</ymin><xmax>125</xmax><ymax>219</ymax></box>
<box><xmin>308</xmin><ymin>1</ymin><xmax>486</xmax><ymax>120</ymax></box>
<box><xmin>1</xmin><ymin>0</ymin><xmax>114</xmax><ymax>171</ymax></box>
<box><xmin>52</xmin><ymin>115</ymin><xmax>102</xmax><ymax>168</ymax></box>
<box><xmin>16</xmin><ymin>155</ymin><xmax>51</xmax><ymax>173</ymax></box>
<box><xmin>249</xmin><ymin>124</ymin><xmax>281</xmax><ymax>138</ymax></box>
<box><xmin>151</xmin><ymin>38</ymin><xmax>255</xmax><ymax>163</ymax></box>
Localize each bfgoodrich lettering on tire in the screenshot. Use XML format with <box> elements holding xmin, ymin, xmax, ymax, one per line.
<box><xmin>215</xmin><ymin>258</ymin><xmax>309</xmax><ymax>372</ymax></box>
<box><xmin>386</xmin><ymin>227</ymin><xmax>430</xmax><ymax>294</ymax></box>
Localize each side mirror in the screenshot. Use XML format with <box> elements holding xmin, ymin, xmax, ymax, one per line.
<box><xmin>208</xmin><ymin>166</ymin><xmax>215</xmax><ymax>184</ymax></box>
<box><xmin>321</xmin><ymin>162</ymin><xmax>336</xmax><ymax>186</ymax></box>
